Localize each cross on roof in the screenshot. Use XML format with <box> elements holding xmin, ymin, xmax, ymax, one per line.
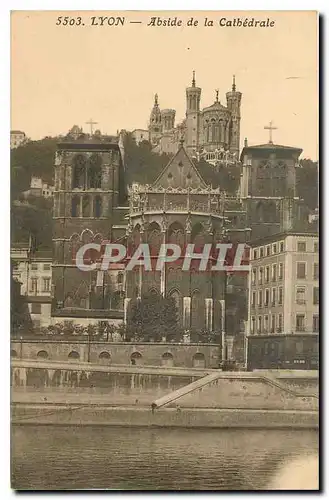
<box><xmin>86</xmin><ymin>118</ymin><xmax>98</xmax><ymax>135</ymax></box>
<box><xmin>264</xmin><ymin>121</ymin><xmax>277</xmax><ymax>144</ymax></box>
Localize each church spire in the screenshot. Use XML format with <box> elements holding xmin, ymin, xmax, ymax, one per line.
<box><xmin>232</xmin><ymin>75</ymin><xmax>236</xmax><ymax>92</ymax></box>
<box><xmin>192</xmin><ymin>70</ymin><xmax>196</xmax><ymax>87</ymax></box>
<box><xmin>215</xmin><ymin>89</ymin><xmax>219</xmax><ymax>103</ymax></box>
<box><xmin>154</xmin><ymin>93</ymin><xmax>159</xmax><ymax>106</ymax></box>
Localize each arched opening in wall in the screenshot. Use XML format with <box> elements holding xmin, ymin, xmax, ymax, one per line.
<box><xmin>168</xmin><ymin>222</ymin><xmax>185</xmax><ymax>248</ymax></box>
<box><xmin>209</xmin><ymin>119</ymin><xmax>216</xmax><ymax>143</ymax></box>
<box><xmin>148</xmin><ymin>287</ymin><xmax>160</xmax><ymax>296</ymax></box>
<box><xmin>72</xmin><ymin>154</ymin><xmax>87</xmax><ymax>189</ymax></box>
<box><xmin>130</xmin><ymin>351</ymin><xmax>142</xmax><ymax>366</ymax></box>
<box><xmin>161</xmin><ymin>352</ymin><xmax>174</xmax><ymax>367</ymax></box>
<box><xmin>82</xmin><ymin>195</ymin><xmax>91</xmax><ymax>218</ymax></box>
<box><xmin>68</xmin><ymin>351</ymin><xmax>80</xmax><ymax>360</ymax></box>
<box><xmin>69</xmin><ymin>233</ymin><xmax>80</xmax><ymax>263</ymax></box>
<box><xmin>71</xmin><ymin>196</ymin><xmax>80</xmax><ymax>217</ymax></box>
<box><xmin>191</xmin><ymin>223</ymin><xmax>205</xmax><ymax>254</ymax></box>
<box><xmin>37</xmin><ymin>350</ymin><xmax>49</xmax><ymax>359</ymax></box>
<box><xmin>11</xmin><ymin>349</ymin><xmax>17</xmax><ymax>358</ymax></box>
<box><xmin>81</xmin><ymin>229</ymin><xmax>94</xmax><ymax>244</ymax></box>
<box><xmin>99</xmin><ymin>351</ymin><xmax>111</xmax><ymax>365</ymax></box>
<box><xmin>205</xmin><ymin>121</ymin><xmax>209</xmax><ymax>142</ymax></box>
<box><xmin>147</xmin><ymin>222</ymin><xmax>162</xmax><ymax>256</ymax></box>
<box><xmin>93</xmin><ymin>233</ymin><xmax>103</xmax><ymax>247</ymax></box>
<box><xmin>168</xmin><ymin>289</ymin><xmax>182</xmax><ymax>325</ymax></box>
<box><xmin>264</xmin><ymin>202</ymin><xmax>277</xmax><ymax>223</ymax></box>
<box><xmin>94</xmin><ymin>196</ymin><xmax>102</xmax><ymax>218</ymax></box>
<box><xmin>191</xmin><ymin>290</ymin><xmax>203</xmax><ymax>331</ymax></box>
<box><xmin>255</xmin><ymin>202</ymin><xmax>264</xmax><ymax>223</ymax></box>
<box><xmin>130</xmin><ymin>224</ymin><xmax>141</xmax><ymax>254</ymax></box>
<box><xmin>192</xmin><ymin>352</ymin><xmax>206</xmax><ymax>368</ymax></box>
<box><xmin>88</xmin><ymin>154</ymin><xmax>102</xmax><ymax>189</ymax></box>
<box><xmin>216</xmin><ymin>121</ymin><xmax>221</xmax><ymax>143</ymax></box>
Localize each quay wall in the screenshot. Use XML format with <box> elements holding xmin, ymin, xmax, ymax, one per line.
<box><xmin>11</xmin><ymin>360</ymin><xmax>318</xmax><ymax>411</ymax></box>
<box><xmin>11</xmin><ymin>405</ymin><xmax>318</xmax><ymax>429</ymax></box>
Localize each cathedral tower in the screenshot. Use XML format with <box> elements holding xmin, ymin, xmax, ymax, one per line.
<box><xmin>185</xmin><ymin>71</ymin><xmax>201</xmax><ymax>153</ymax></box>
<box><xmin>51</xmin><ymin>128</ymin><xmax>126</xmax><ymax>318</ymax></box>
<box><xmin>240</xmin><ymin>135</ymin><xmax>302</xmax><ymax>239</ymax></box>
<box><xmin>160</xmin><ymin>109</ymin><xmax>176</xmax><ymax>132</ymax></box>
<box><xmin>148</xmin><ymin>94</ymin><xmax>162</xmax><ymax>146</ymax></box>
<box><xmin>226</xmin><ymin>76</ymin><xmax>242</xmax><ymax>157</ymax></box>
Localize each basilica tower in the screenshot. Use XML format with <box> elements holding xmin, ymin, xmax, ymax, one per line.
<box><xmin>185</xmin><ymin>71</ymin><xmax>201</xmax><ymax>153</ymax></box>
<box><xmin>148</xmin><ymin>94</ymin><xmax>162</xmax><ymax>146</ymax></box>
<box><xmin>226</xmin><ymin>76</ymin><xmax>242</xmax><ymax>157</ymax></box>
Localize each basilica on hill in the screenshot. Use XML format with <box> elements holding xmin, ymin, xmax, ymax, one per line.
<box><xmin>50</xmin><ymin>74</ymin><xmax>312</xmax><ymax>354</ymax></box>
<box><xmin>146</xmin><ymin>72</ymin><xmax>241</xmax><ymax>166</ymax></box>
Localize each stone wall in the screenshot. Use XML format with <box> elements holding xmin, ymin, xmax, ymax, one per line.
<box><xmin>11</xmin><ymin>340</ymin><xmax>220</xmax><ymax>369</ymax></box>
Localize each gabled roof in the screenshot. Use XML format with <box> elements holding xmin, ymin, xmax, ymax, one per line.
<box><xmin>152</xmin><ymin>145</ymin><xmax>207</xmax><ymax>189</ymax></box>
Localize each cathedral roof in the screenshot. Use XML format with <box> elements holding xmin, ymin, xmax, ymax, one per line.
<box><xmin>161</xmin><ymin>108</ymin><xmax>176</xmax><ymax>114</ymax></box>
<box><xmin>202</xmin><ymin>101</ymin><xmax>229</xmax><ymax>113</ymax></box>
<box><xmin>152</xmin><ymin>144</ymin><xmax>207</xmax><ymax>189</ymax></box>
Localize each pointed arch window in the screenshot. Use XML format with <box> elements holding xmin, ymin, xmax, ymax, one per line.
<box><xmin>89</xmin><ymin>154</ymin><xmax>102</xmax><ymax>189</ymax></box>
<box><xmin>72</xmin><ymin>154</ymin><xmax>87</xmax><ymax>189</ymax></box>
<box><xmin>72</xmin><ymin>195</ymin><xmax>80</xmax><ymax>217</ymax></box>
<box><xmin>94</xmin><ymin>196</ymin><xmax>102</xmax><ymax>218</ymax></box>
<box><xmin>210</xmin><ymin>120</ymin><xmax>217</xmax><ymax>143</ymax></box>
<box><xmin>82</xmin><ymin>195</ymin><xmax>91</xmax><ymax>217</ymax></box>
<box><xmin>213</xmin><ymin>122</ymin><xmax>220</xmax><ymax>142</ymax></box>
<box><xmin>191</xmin><ymin>290</ymin><xmax>203</xmax><ymax>330</ymax></box>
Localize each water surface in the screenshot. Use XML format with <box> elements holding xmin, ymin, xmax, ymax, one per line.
<box><xmin>11</xmin><ymin>426</ymin><xmax>318</xmax><ymax>490</ymax></box>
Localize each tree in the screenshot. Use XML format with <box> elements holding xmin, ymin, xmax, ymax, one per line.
<box><xmin>123</xmin><ymin>132</ymin><xmax>172</xmax><ymax>185</ymax></box>
<box><xmin>10</xmin><ymin>136</ymin><xmax>59</xmax><ymax>198</ymax></box>
<box><xmin>129</xmin><ymin>294</ymin><xmax>180</xmax><ymax>342</ymax></box>
<box><xmin>11</xmin><ymin>196</ymin><xmax>53</xmax><ymax>249</ymax></box>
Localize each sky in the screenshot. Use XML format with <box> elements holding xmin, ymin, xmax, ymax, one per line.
<box><xmin>11</xmin><ymin>10</ymin><xmax>318</xmax><ymax>159</ymax></box>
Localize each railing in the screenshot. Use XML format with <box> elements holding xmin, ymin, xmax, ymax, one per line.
<box><xmin>130</xmin><ymin>201</ymin><xmax>223</xmax><ymax>215</ymax></box>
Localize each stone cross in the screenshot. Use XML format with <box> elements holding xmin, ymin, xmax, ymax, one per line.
<box><xmin>264</xmin><ymin>121</ymin><xmax>277</xmax><ymax>144</ymax></box>
<box><xmin>86</xmin><ymin>118</ymin><xmax>98</xmax><ymax>135</ymax></box>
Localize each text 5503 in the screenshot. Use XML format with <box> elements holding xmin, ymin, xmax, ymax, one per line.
<box><xmin>56</xmin><ymin>17</ymin><xmax>83</xmax><ymax>26</ymax></box>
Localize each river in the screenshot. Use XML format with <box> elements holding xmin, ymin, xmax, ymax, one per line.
<box><xmin>11</xmin><ymin>426</ymin><xmax>318</xmax><ymax>490</ymax></box>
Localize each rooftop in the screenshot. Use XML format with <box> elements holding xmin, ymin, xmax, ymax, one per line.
<box><xmin>249</xmin><ymin>229</ymin><xmax>319</xmax><ymax>247</ymax></box>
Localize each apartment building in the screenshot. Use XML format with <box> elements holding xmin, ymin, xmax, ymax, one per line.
<box><xmin>11</xmin><ymin>247</ymin><xmax>52</xmax><ymax>329</ymax></box>
<box><xmin>248</xmin><ymin>232</ymin><xmax>319</xmax><ymax>336</ymax></box>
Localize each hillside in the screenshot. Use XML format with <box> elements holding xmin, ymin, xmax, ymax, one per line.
<box><xmin>10</xmin><ymin>134</ymin><xmax>319</xmax><ymax>251</ymax></box>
